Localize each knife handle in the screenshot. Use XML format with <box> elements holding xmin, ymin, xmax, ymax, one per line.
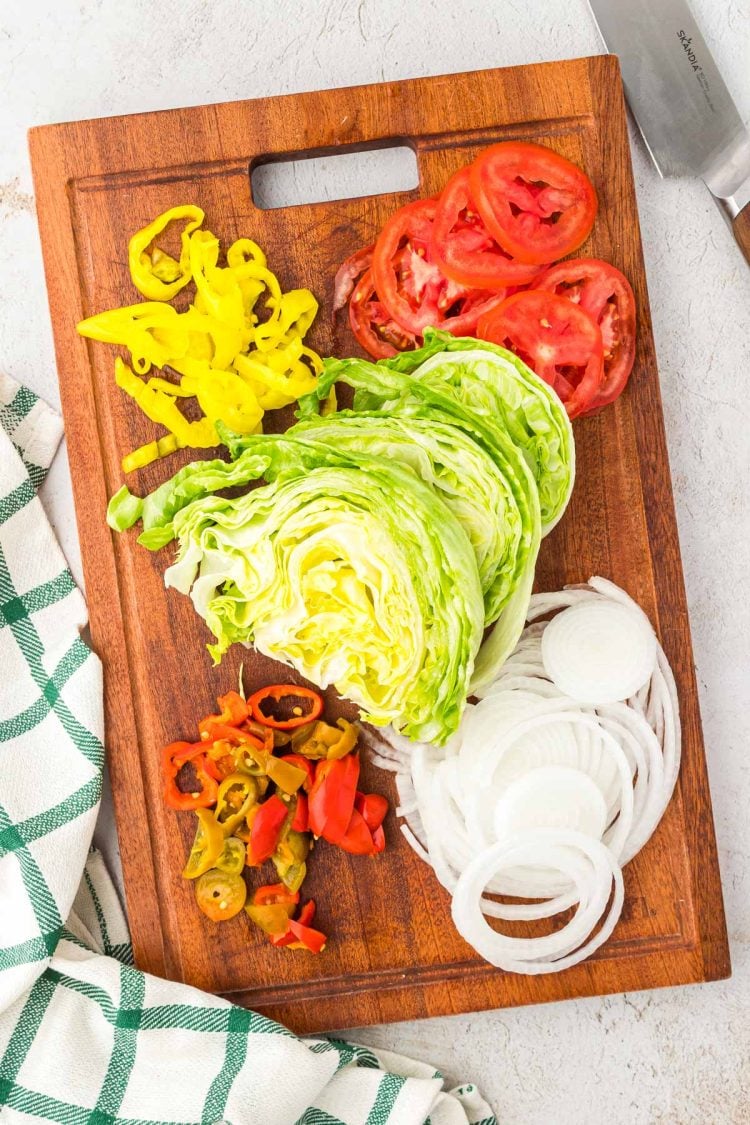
<box><xmin>732</xmin><ymin>204</ymin><xmax>750</xmax><ymax>267</ymax></box>
<box><xmin>712</xmin><ymin>174</ymin><xmax>750</xmax><ymax>267</ymax></box>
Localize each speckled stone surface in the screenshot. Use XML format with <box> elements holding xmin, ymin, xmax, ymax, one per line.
<box><xmin>2</xmin><ymin>1</ymin><xmax>749</xmax><ymax>1120</ymax></box>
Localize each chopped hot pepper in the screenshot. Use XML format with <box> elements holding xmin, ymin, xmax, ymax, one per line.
<box><xmin>290</xmin><ymin>718</ymin><xmax>358</xmax><ymax>760</ymax></box>
<box><xmin>252</xmin><ymin>883</ymin><xmax>300</xmax><ymax>908</ymax></box>
<box><xmin>279</xmin><ymin>754</ymin><xmax>315</xmax><ymax>791</ymax></box>
<box><xmin>214</xmin><ymin>773</ymin><xmax>258</xmax><ymax>835</ymax></box>
<box><xmin>308</xmin><ymin>753</ymin><xmax>360</xmax><ymax>844</ymax></box>
<box><xmin>265</xmin><ymin>755</ymin><xmax>308</xmax><ymax>794</ymax></box>
<box><xmin>215</xmin><ymin>835</ymin><xmax>246</xmax><ymax>876</ymax></box>
<box><xmin>163</xmin><ymin>685</ymin><xmax>389</xmax><ymax>949</ymax></box>
<box><xmin>245</xmin><ymin>903</ymin><xmax>293</xmax><ymax>935</ymax></box>
<box><xmin>195</xmin><ymin>868</ymin><xmax>247</xmax><ymax>921</ymax></box>
<box><xmin>291</xmin><ymin>792</ymin><xmax>309</xmax><ymax>832</ymax></box>
<box><xmin>199</xmin><ymin>691</ymin><xmax>249</xmax><ymax>739</ymax></box>
<box><xmin>338</xmin><ymin>808</ymin><xmax>385</xmax><ymax>856</ymax></box>
<box><xmin>181</xmin><ymin>808</ymin><xmax>225</xmax><ymax>879</ymax></box>
<box><xmin>271</xmin><ymin>828</ymin><xmax>309</xmax><ymax>892</ymax></box>
<box><xmin>245</xmin><ymin>883</ymin><xmax>299</xmax><ymax>935</ymax></box>
<box><xmin>248</xmin><ymin>684</ymin><xmax>323</xmax><ymax>730</ymax></box>
<box><xmin>206</xmin><ymin>723</ymin><xmax>272</xmax><ymax>777</ymax></box>
<box><xmin>162</xmin><ymin>740</ymin><xmax>219</xmax><ymax>810</ymax></box>
<box><xmin>270</xmin><ymin>900</ymin><xmax>327</xmax><ymax>952</ymax></box>
<box><xmin>354</xmin><ymin>792</ymin><xmax>389</xmax><ymax>833</ymax></box>
<box><xmin>246</xmin><ymin>795</ymin><xmax>288</xmax><ymax>865</ymax></box>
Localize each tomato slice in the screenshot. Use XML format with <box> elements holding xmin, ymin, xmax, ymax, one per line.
<box><xmin>332</xmin><ymin>246</ymin><xmax>375</xmax><ymax>313</ymax></box>
<box><xmin>371</xmin><ymin>199</ymin><xmax>508</xmax><ymax>336</ymax></box>
<box><xmin>478</xmin><ymin>290</ymin><xmax>604</xmax><ymax>419</ymax></box>
<box><xmin>535</xmin><ymin>258</ymin><xmax>636</xmax><ymax>410</ymax></box>
<box><xmin>431</xmin><ymin>167</ymin><xmax>544</xmax><ymax>289</ymax></box>
<box><xmin>332</xmin><ymin>247</ymin><xmax>417</xmax><ymax>359</ymax></box>
<box><xmin>350</xmin><ymin>267</ymin><xmax>419</xmax><ymax>359</ymax></box>
<box><xmin>470</xmin><ymin>142</ymin><xmax>597</xmax><ymax>265</ymax></box>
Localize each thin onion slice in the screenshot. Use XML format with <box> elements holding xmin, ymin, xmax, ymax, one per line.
<box><xmin>493</xmin><ymin>766</ymin><xmax>608</xmax><ymax>839</ymax></box>
<box><xmin>541</xmin><ymin>599</ymin><xmax>657</xmax><ymax>704</ymax></box>
<box><xmin>451</xmin><ymin>828</ymin><xmax>624</xmax><ymax>973</ymax></box>
<box><xmin>372</xmin><ymin>576</ymin><xmax>680</xmax><ymax>976</ymax></box>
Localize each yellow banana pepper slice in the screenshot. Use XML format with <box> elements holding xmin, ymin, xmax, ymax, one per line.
<box><xmin>128</xmin><ymin>205</ymin><xmax>204</xmax><ymax>301</ymax></box>
<box><xmin>78</xmin><ymin>206</ymin><xmax>322</xmax><ymax>474</ymax></box>
<box><xmin>254</xmin><ymin>290</ymin><xmax>319</xmax><ymax>352</ymax></box>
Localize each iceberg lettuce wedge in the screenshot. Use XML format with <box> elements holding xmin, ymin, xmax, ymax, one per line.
<box><xmin>117</xmin><ymin>434</ymin><xmax>485</xmax><ymax>744</ymax></box>
<box><xmin>314</xmin><ymin>328</ymin><xmax>574</xmax><ymax>534</ymax></box>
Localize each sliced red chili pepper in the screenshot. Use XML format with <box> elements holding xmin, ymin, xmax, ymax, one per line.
<box><xmin>208</xmin><ymin>723</ymin><xmax>269</xmax><ymax>752</ymax></box>
<box><xmin>285</xmin><ymin>918</ymin><xmax>327</xmax><ymax>953</ymax></box>
<box><xmin>279</xmin><ymin>754</ymin><xmax>315</xmax><ymax>792</ymax></box>
<box><xmin>198</xmin><ymin>690</ymin><xmax>249</xmax><ymax>740</ymax></box>
<box><xmin>162</xmin><ymin>741</ymin><xmax>219</xmax><ymax>810</ymax></box>
<box><xmin>253</xmin><ymin>883</ymin><xmax>300</xmax><ymax>909</ymax></box>
<box><xmin>270</xmin><ymin>901</ymin><xmax>314</xmax><ymax>947</ymax></box>
<box><xmin>248</xmin><ymin>684</ymin><xmax>324</xmax><ymax>730</ymax></box>
<box><xmin>291</xmin><ymin>793</ymin><xmax>309</xmax><ymax>832</ymax></box>
<box><xmin>308</xmin><ymin>754</ymin><xmax>360</xmax><ymax>844</ymax></box>
<box><xmin>202</xmin><ymin>755</ymin><xmax>224</xmax><ymax>783</ymax></box>
<box><xmin>354</xmin><ymin>792</ymin><xmax>389</xmax><ymax>833</ymax></box>
<box><xmin>337</xmin><ymin>807</ymin><xmax>379</xmax><ymax>855</ymax></box>
<box><xmin>165</xmin><ymin>740</ymin><xmax>203</xmax><ymax>768</ymax></box>
<box><xmin>246</xmin><ymin>795</ymin><xmax>289</xmax><ymax>865</ymax></box>
<box><xmin>371</xmin><ymin>824</ymin><xmax>386</xmax><ymax>854</ymax></box>
<box><xmin>165</xmin><ymin>758</ymin><xmax>219</xmax><ymax>811</ymax></box>
<box><xmin>270</xmin><ymin>900</ymin><xmax>326</xmax><ymax>952</ymax></box>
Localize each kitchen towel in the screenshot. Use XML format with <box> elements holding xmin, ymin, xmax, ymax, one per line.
<box><xmin>0</xmin><ymin>372</ymin><xmax>495</xmax><ymax>1125</ymax></box>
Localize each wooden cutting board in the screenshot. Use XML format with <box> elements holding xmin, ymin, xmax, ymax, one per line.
<box><xmin>29</xmin><ymin>55</ymin><xmax>729</xmax><ymax>1034</ymax></box>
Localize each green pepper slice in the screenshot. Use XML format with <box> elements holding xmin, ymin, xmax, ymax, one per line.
<box><xmin>182</xmin><ymin>808</ymin><xmax>225</xmax><ymax>879</ymax></box>
<box><xmin>215</xmin><ymin>835</ymin><xmax>246</xmax><ymax>876</ymax></box>
<box><xmin>272</xmin><ymin>828</ymin><xmax>310</xmax><ymax>893</ymax></box>
<box><xmin>215</xmin><ymin>773</ymin><xmax>258</xmax><ymax>835</ymax></box>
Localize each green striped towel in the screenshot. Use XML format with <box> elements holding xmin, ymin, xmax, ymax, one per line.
<box><xmin>0</xmin><ymin>373</ymin><xmax>495</xmax><ymax>1125</ymax></box>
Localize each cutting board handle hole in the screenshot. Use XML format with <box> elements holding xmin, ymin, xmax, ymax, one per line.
<box><xmin>250</xmin><ymin>144</ymin><xmax>419</xmax><ymax>209</ymax></box>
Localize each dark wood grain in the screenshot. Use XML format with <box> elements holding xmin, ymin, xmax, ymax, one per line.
<box><xmin>28</xmin><ymin>54</ymin><xmax>729</xmax><ymax>1034</ymax></box>
<box><xmin>732</xmin><ymin>201</ymin><xmax>750</xmax><ymax>266</ymax></box>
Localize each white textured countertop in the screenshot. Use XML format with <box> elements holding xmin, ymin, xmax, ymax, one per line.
<box><xmin>2</xmin><ymin>1</ymin><xmax>749</xmax><ymax>1120</ymax></box>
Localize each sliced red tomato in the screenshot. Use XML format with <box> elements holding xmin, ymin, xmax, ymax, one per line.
<box><xmin>470</xmin><ymin>142</ymin><xmax>597</xmax><ymax>265</ymax></box>
<box><xmin>333</xmin><ymin>246</ymin><xmax>418</xmax><ymax>359</ymax></box>
<box><xmin>332</xmin><ymin>246</ymin><xmax>375</xmax><ymax>313</ymax></box>
<box><xmin>371</xmin><ymin>199</ymin><xmax>508</xmax><ymax>336</ymax></box>
<box><xmin>431</xmin><ymin>167</ymin><xmax>544</xmax><ymax>289</ymax></box>
<box><xmin>350</xmin><ymin>267</ymin><xmax>419</xmax><ymax>358</ymax></box>
<box><xmin>478</xmin><ymin>290</ymin><xmax>604</xmax><ymax>419</ymax></box>
<box><xmin>536</xmin><ymin>258</ymin><xmax>636</xmax><ymax>409</ymax></box>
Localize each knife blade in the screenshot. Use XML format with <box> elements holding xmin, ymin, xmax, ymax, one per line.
<box><xmin>588</xmin><ymin>0</ymin><xmax>750</xmax><ymax>265</ymax></box>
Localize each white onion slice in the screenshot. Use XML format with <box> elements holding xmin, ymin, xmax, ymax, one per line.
<box><xmin>451</xmin><ymin>828</ymin><xmax>624</xmax><ymax>972</ymax></box>
<box><xmin>541</xmin><ymin>600</ymin><xmax>657</xmax><ymax>704</ymax></box>
<box><xmin>493</xmin><ymin>766</ymin><xmax>608</xmax><ymax>839</ymax></box>
<box><xmin>369</xmin><ymin>576</ymin><xmax>680</xmax><ymax>977</ymax></box>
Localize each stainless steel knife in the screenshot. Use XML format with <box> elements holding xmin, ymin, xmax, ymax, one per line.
<box><xmin>588</xmin><ymin>0</ymin><xmax>750</xmax><ymax>265</ymax></box>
